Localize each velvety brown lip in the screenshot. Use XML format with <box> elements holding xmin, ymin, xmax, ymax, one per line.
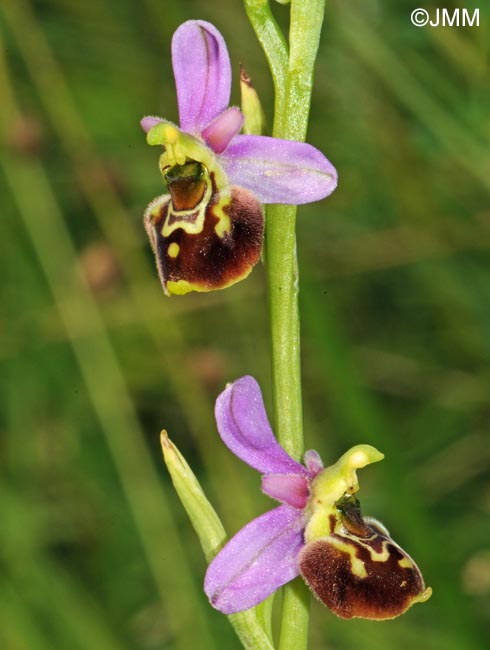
<box><xmin>299</xmin><ymin>496</ymin><xmax>430</xmax><ymax>620</ymax></box>
<box><xmin>144</xmin><ymin>166</ymin><xmax>264</xmax><ymax>295</ymax></box>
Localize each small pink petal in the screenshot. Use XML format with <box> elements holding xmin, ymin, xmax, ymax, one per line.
<box><xmin>304</xmin><ymin>449</ymin><xmax>323</xmax><ymax>476</ymax></box>
<box><xmin>202</xmin><ymin>107</ymin><xmax>244</xmax><ymax>153</ymax></box>
<box><xmin>141</xmin><ymin>116</ymin><xmax>164</xmax><ymax>133</ymax></box>
<box><xmin>262</xmin><ymin>474</ymin><xmax>309</xmax><ymax>509</ymax></box>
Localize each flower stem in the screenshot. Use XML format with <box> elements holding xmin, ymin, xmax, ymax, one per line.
<box><xmin>243</xmin><ymin>0</ymin><xmax>288</xmax><ymax>118</ymax></box>
<box><xmin>265</xmin><ymin>202</ymin><xmax>303</xmax><ymax>459</ymax></box>
<box><xmin>245</xmin><ymin>1</ymin><xmax>327</xmax><ymax>649</ymax></box>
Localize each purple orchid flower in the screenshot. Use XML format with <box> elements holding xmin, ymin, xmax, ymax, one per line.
<box><xmin>204</xmin><ymin>376</ymin><xmax>432</xmax><ymax>619</ymax></box>
<box><xmin>141</xmin><ymin>20</ymin><xmax>337</xmax><ymax>295</ymax></box>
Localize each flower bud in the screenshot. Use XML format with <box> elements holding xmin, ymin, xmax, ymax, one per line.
<box><xmin>240</xmin><ymin>65</ymin><xmax>267</xmax><ymax>136</ymax></box>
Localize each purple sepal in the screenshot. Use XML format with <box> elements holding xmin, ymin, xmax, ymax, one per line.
<box><xmin>261</xmin><ymin>474</ymin><xmax>309</xmax><ymax>509</ymax></box>
<box><xmin>204</xmin><ymin>505</ymin><xmax>305</xmax><ymax>614</ymax></box>
<box><xmin>172</xmin><ymin>20</ymin><xmax>231</xmax><ymax>133</ymax></box>
<box><xmin>215</xmin><ymin>376</ymin><xmax>308</xmax><ymax>476</ymax></box>
<box><xmin>202</xmin><ymin>107</ymin><xmax>244</xmax><ymax>154</ymax></box>
<box><xmin>220</xmin><ymin>135</ymin><xmax>338</xmax><ymax>204</ymax></box>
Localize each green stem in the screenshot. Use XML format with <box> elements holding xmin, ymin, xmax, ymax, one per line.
<box><xmin>243</xmin><ymin>0</ymin><xmax>289</xmax><ymax>123</ymax></box>
<box><xmin>245</xmin><ymin>1</ymin><xmax>327</xmax><ymax>649</ymax></box>
<box><xmin>265</xmin><ymin>202</ymin><xmax>303</xmax><ymax>458</ymax></box>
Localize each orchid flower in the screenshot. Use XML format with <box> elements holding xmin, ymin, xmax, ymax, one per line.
<box><xmin>204</xmin><ymin>376</ymin><xmax>432</xmax><ymax>619</ymax></box>
<box><xmin>141</xmin><ymin>20</ymin><xmax>337</xmax><ymax>295</ymax></box>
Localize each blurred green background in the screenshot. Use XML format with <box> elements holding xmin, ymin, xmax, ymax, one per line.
<box><xmin>1</xmin><ymin>0</ymin><xmax>489</xmax><ymax>648</ymax></box>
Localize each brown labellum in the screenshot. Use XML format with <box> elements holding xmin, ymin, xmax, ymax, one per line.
<box><xmin>299</xmin><ymin>495</ymin><xmax>431</xmax><ymax>620</ymax></box>
<box><xmin>144</xmin><ymin>161</ymin><xmax>264</xmax><ymax>295</ymax></box>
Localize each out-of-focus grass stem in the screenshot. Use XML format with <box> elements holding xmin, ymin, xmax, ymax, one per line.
<box><xmin>340</xmin><ymin>8</ymin><xmax>490</xmax><ymax>194</ymax></box>
<box><xmin>1</xmin><ymin>487</ymin><xmax>127</xmax><ymax>650</ymax></box>
<box><xmin>0</xmin><ymin>0</ymin><xmax>257</xmax><ymax>527</ymax></box>
<box><xmin>0</xmin><ymin>43</ymin><xmax>217</xmax><ymax>650</ymax></box>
